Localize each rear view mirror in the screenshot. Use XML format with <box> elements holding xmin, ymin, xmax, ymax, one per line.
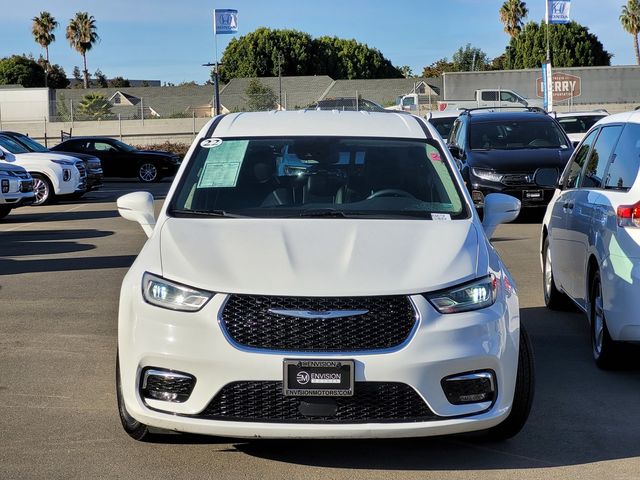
<box><xmin>534</xmin><ymin>168</ymin><xmax>560</xmax><ymax>189</ymax></box>
<box><xmin>448</xmin><ymin>145</ymin><xmax>464</xmax><ymax>160</ymax></box>
<box><xmin>482</xmin><ymin>193</ymin><xmax>520</xmax><ymax>239</ymax></box>
<box><xmin>117</xmin><ymin>191</ymin><xmax>156</xmax><ymax>238</ymax></box>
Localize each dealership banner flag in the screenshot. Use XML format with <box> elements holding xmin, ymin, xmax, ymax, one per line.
<box><xmin>546</xmin><ymin>0</ymin><xmax>571</xmax><ymax>24</ymax></box>
<box><xmin>214</xmin><ymin>9</ymin><xmax>238</xmax><ymax>34</ymax></box>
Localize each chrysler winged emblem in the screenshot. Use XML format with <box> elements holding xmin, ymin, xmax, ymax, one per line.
<box><xmin>267</xmin><ymin>309</ymin><xmax>369</xmax><ymax>319</ymax></box>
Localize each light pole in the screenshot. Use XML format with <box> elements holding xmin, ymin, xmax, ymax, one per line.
<box><xmin>277</xmin><ymin>51</ymin><xmax>283</xmax><ymax>110</ymax></box>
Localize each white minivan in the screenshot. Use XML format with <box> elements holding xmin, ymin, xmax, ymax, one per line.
<box><xmin>116</xmin><ymin>110</ymin><xmax>532</xmax><ymax>441</ymax></box>
<box><xmin>539</xmin><ymin>110</ymin><xmax>640</xmax><ymax>368</ymax></box>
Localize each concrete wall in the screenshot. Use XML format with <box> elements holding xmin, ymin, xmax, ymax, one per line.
<box><xmin>442</xmin><ymin>66</ymin><xmax>640</xmax><ymax>105</ymax></box>
<box><xmin>1</xmin><ymin>117</ymin><xmax>212</xmax><ymax>148</ymax></box>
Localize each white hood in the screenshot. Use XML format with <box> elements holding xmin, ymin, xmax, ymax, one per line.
<box><xmin>159</xmin><ymin>218</ymin><xmax>480</xmax><ymax>296</ymax></box>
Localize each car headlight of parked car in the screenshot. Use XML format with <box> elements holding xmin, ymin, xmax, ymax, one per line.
<box><xmin>471</xmin><ymin>168</ymin><xmax>503</xmax><ymax>183</ymax></box>
<box><xmin>142</xmin><ymin>272</ymin><xmax>213</xmax><ymax>312</ymax></box>
<box><xmin>425</xmin><ymin>275</ymin><xmax>498</xmax><ymax>314</ymax></box>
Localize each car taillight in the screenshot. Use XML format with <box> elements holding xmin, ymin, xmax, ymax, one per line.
<box><xmin>617</xmin><ymin>201</ymin><xmax>640</xmax><ymax>228</ymax></box>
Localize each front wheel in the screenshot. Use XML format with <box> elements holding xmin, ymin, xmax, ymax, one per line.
<box><xmin>116</xmin><ymin>354</ymin><xmax>150</xmax><ymax>441</ymax></box>
<box><xmin>0</xmin><ymin>206</ymin><xmax>12</xmax><ymax>219</ymax></box>
<box><xmin>482</xmin><ymin>324</ymin><xmax>535</xmax><ymax>440</ymax></box>
<box><xmin>542</xmin><ymin>237</ymin><xmax>571</xmax><ymax>310</ymax></box>
<box><xmin>31</xmin><ymin>174</ymin><xmax>55</xmax><ymax>205</ymax></box>
<box><xmin>138</xmin><ymin>162</ymin><xmax>159</xmax><ymax>183</ymax></box>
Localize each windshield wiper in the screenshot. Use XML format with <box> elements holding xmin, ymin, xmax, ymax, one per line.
<box><xmin>296</xmin><ymin>209</ymin><xmax>348</xmax><ymax>218</ymax></box>
<box><xmin>170</xmin><ymin>208</ymin><xmax>245</xmax><ymax>218</ymax></box>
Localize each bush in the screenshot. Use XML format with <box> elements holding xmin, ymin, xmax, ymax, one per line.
<box><xmin>133</xmin><ymin>141</ymin><xmax>190</xmax><ymax>158</ymax></box>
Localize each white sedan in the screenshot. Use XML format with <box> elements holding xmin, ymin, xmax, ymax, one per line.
<box><xmin>539</xmin><ymin>110</ymin><xmax>640</xmax><ymax>368</ymax></box>
<box><xmin>116</xmin><ymin>110</ymin><xmax>532</xmax><ymax>441</ymax></box>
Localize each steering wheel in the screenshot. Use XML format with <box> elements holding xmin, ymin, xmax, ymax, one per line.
<box><xmin>366</xmin><ymin>189</ymin><xmax>416</xmax><ymax>200</ymax></box>
<box><xmin>527</xmin><ymin>139</ymin><xmax>552</xmax><ymax>147</ymax></box>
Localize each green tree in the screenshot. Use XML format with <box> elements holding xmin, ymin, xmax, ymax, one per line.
<box><xmin>245</xmin><ymin>78</ymin><xmax>277</xmax><ymax>111</ymax></box>
<box><xmin>77</xmin><ymin>93</ymin><xmax>112</xmax><ymax>120</ymax></box>
<box><xmin>93</xmin><ymin>69</ymin><xmax>108</xmax><ymax>87</ymax></box>
<box><xmin>0</xmin><ymin>55</ymin><xmax>45</xmax><ymax>87</ymax></box>
<box><xmin>47</xmin><ymin>63</ymin><xmax>70</xmax><ymax>89</ymax></box>
<box><xmin>620</xmin><ymin>0</ymin><xmax>640</xmax><ymax>65</ymax></box>
<box><xmin>503</xmin><ymin>21</ymin><xmax>611</xmax><ymax>69</ymax></box>
<box><xmin>499</xmin><ymin>0</ymin><xmax>528</xmax><ymax>38</ymax></box>
<box><xmin>452</xmin><ymin>44</ymin><xmax>491</xmax><ymax>71</ymax></box>
<box><xmin>218</xmin><ymin>28</ymin><xmax>402</xmax><ymax>82</ymax></box>
<box><xmin>422</xmin><ymin>58</ymin><xmax>456</xmax><ymax>78</ymax></box>
<box><xmin>56</xmin><ymin>92</ymin><xmax>71</xmax><ymax>121</ymax></box>
<box><xmin>32</xmin><ymin>11</ymin><xmax>58</xmax><ymax>78</ymax></box>
<box><xmin>66</xmin><ymin>12</ymin><xmax>99</xmax><ymax>88</ymax></box>
<box><xmin>108</xmin><ymin>76</ymin><xmax>130</xmax><ymax>88</ymax></box>
<box><xmin>399</xmin><ymin>65</ymin><xmax>414</xmax><ymax>78</ymax></box>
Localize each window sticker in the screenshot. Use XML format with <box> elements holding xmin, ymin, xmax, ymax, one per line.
<box><xmin>200</xmin><ymin>138</ymin><xmax>223</xmax><ymax>148</ymax></box>
<box><xmin>431</xmin><ymin>213</ymin><xmax>452</xmax><ymax>221</ymax></box>
<box><xmin>197</xmin><ymin>140</ymin><xmax>249</xmax><ymax>188</ymax></box>
<box><xmin>429</xmin><ymin>152</ymin><xmax>442</xmax><ymax>162</ymax></box>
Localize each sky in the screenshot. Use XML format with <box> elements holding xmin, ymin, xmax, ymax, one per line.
<box><xmin>0</xmin><ymin>0</ymin><xmax>635</xmax><ymax>84</ymax></box>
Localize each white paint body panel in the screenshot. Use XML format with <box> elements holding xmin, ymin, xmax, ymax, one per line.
<box><xmin>0</xmin><ymin>150</ymin><xmax>83</xmax><ymax>195</ymax></box>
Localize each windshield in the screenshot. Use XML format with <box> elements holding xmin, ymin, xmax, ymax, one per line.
<box><xmin>0</xmin><ymin>136</ymin><xmax>30</xmax><ymax>154</ymax></box>
<box><xmin>557</xmin><ymin>115</ymin><xmax>606</xmax><ymax>134</ymax></box>
<box><xmin>170</xmin><ymin>136</ymin><xmax>467</xmax><ymax>219</ymax></box>
<box><xmin>113</xmin><ymin>140</ymin><xmax>136</xmax><ymax>152</ymax></box>
<box><xmin>469</xmin><ymin>120</ymin><xmax>569</xmax><ymax>150</ymax></box>
<box><xmin>12</xmin><ymin>134</ymin><xmax>48</xmax><ymax>152</ymax></box>
<box><xmin>428</xmin><ymin>118</ymin><xmax>456</xmax><ymax>139</ymax></box>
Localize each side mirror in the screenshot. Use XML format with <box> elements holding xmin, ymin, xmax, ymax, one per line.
<box><xmin>448</xmin><ymin>145</ymin><xmax>464</xmax><ymax>160</ymax></box>
<box><xmin>482</xmin><ymin>193</ymin><xmax>520</xmax><ymax>239</ymax></box>
<box><xmin>117</xmin><ymin>191</ymin><xmax>156</xmax><ymax>238</ymax></box>
<box><xmin>534</xmin><ymin>168</ymin><xmax>560</xmax><ymax>189</ymax></box>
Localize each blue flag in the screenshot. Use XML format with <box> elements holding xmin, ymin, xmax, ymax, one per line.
<box><xmin>214</xmin><ymin>9</ymin><xmax>238</xmax><ymax>34</ymax></box>
<box><xmin>546</xmin><ymin>0</ymin><xmax>571</xmax><ymax>24</ymax></box>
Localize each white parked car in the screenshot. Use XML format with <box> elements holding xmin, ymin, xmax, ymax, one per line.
<box><xmin>0</xmin><ymin>135</ymin><xmax>86</xmax><ymax>205</ymax></box>
<box><xmin>539</xmin><ymin>110</ymin><xmax>640</xmax><ymax>368</ymax></box>
<box><xmin>425</xmin><ymin>110</ymin><xmax>462</xmax><ymax>142</ymax></box>
<box><xmin>0</xmin><ymin>163</ymin><xmax>34</xmax><ymax>218</ymax></box>
<box><xmin>116</xmin><ymin>110</ymin><xmax>532</xmax><ymax>442</ymax></box>
<box><xmin>553</xmin><ymin>110</ymin><xmax>609</xmax><ymax>146</ymax></box>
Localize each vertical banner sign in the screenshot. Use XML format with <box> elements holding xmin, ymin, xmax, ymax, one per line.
<box><xmin>541</xmin><ymin>63</ymin><xmax>549</xmax><ymax>112</ymax></box>
<box><xmin>546</xmin><ymin>0</ymin><xmax>571</xmax><ymax>24</ymax></box>
<box><xmin>545</xmin><ymin>63</ymin><xmax>554</xmax><ymax>112</ymax></box>
<box><xmin>214</xmin><ymin>9</ymin><xmax>238</xmax><ymax>34</ymax></box>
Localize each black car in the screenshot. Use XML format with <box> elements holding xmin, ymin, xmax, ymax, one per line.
<box><xmin>447</xmin><ymin>108</ymin><xmax>574</xmax><ymax>210</ymax></box>
<box><xmin>51</xmin><ymin>137</ymin><xmax>181</xmax><ymax>182</ymax></box>
<box><xmin>1</xmin><ymin>131</ymin><xmax>103</xmax><ymax>193</ymax></box>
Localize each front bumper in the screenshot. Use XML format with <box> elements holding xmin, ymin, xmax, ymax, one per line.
<box><xmin>86</xmin><ymin>168</ymin><xmax>104</xmax><ymax>190</ymax></box>
<box><xmin>468</xmin><ymin>178</ymin><xmax>554</xmax><ymax>209</ymax></box>
<box><xmin>1</xmin><ymin>192</ymin><xmax>35</xmax><ymax>208</ymax></box>
<box><xmin>118</xmin><ymin>278</ymin><xmax>520</xmax><ymax>438</ymax></box>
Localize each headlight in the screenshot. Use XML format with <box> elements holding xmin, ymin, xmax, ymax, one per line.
<box><xmin>471</xmin><ymin>168</ymin><xmax>503</xmax><ymax>183</ymax></box>
<box><xmin>142</xmin><ymin>272</ymin><xmax>213</xmax><ymax>312</ymax></box>
<box><xmin>51</xmin><ymin>159</ymin><xmax>75</xmax><ymax>166</ymax></box>
<box><xmin>425</xmin><ymin>275</ymin><xmax>498</xmax><ymax>314</ymax></box>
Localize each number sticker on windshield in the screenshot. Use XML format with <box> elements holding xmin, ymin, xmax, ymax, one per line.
<box><xmin>200</xmin><ymin>138</ymin><xmax>223</xmax><ymax>148</ymax></box>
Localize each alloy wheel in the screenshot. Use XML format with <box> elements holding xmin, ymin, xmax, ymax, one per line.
<box><xmin>32</xmin><ymin>177</ymin><xmax>50</xmax><ymax>205</ymax></box>
<box><xmin>139</xmin><ymin>163</ymin><xmax>158</xmax><ymax>182</ymax></box>
<box><xmin>592</xmin><ymin>285</ymin><xmax>605</xmax><ymax>357</ymax></box>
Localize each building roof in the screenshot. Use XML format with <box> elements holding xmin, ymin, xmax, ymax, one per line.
<box><xmin>323</xmin><ymin>78</ymin><xmax>440</xmax><ymax>107</ymax></box>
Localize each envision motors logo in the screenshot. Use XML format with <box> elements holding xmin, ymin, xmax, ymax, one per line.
<box><xmin>296</xmin><ymin>371</ymin><xmax>310</xmax><ymax>385</ymax></box>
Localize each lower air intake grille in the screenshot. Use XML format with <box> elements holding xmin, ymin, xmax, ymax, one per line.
<box><xmin>198</xmin><ymin>381</ymin><xmax>438</xmax><ymax>423</ymax></box>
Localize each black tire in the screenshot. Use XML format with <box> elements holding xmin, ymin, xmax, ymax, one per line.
<box><xmin>482</xmin><ymin>324</ymin><xmax>535</xmax><ymax>441</ymax></box>
<box><xmin>0</xmin><ymin>205</ymin><xmax>12</xmax><ymax>219</ymax></box>
<box><xmin>590</xmin><ymin>271</ymin><xmax>622</xmax><ymax>369</ymax></box>
<box><xmin>31</xmin><ymin>173</ymin><xmax>55</xmax><ymax>206</ymax></box>
<box><xmin>116</xmin><ymin>354</ymin><xmax>150</xmax><ymax>441</ymax></box>
<box><xmin>137</xmin><ymin>162</ymin><xmax>159</xmax><ymax>183</ymax></box>
<box><xmin>542</xmin><ymin>237</ymin><xmax>571</xmax><ymax>310</ymax></box>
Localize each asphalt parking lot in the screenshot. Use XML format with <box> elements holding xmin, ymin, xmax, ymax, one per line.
<box><xmin>1</xmin><ymin>180</ymin><xmax>640</xmax><ymax>480</ymax></box>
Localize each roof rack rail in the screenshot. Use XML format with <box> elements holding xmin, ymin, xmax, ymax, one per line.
<box><xmin>460</xmin><ymin>106</ymin><xmax>548</xmax><ymax>116</ymax></box>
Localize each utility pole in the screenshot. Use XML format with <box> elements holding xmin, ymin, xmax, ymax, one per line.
<box><xmin>277</xmin><ymin>52</ymin><xmax>283</xmax><ymax>110</ymax></box>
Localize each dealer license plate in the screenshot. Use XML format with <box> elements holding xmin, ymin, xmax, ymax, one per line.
<box><xmin>524</xmin><ymin>189</ymin><xmax>543</xmax><ymax>200</ymax></box>
<box><xmin>283</xmin><ymin>359</ymin><xmax>354</xmax><ymax>397</ymax></box>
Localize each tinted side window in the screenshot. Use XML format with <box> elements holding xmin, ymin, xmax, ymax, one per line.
<box><xmin>481</xmin><ymin>91</ymin><xmax>498</xmax><ymax>101</ymax></box>
<box><xmin>582</xmin><ymin>126</ymin><xmax>623</xmax><ymax>188</ymax></box>
<box><xmin>562</xmin><ymin>129</ymin><xmax>598</xmax><ymax>189</ymax></box>
<box><xmin>605</xmin><ymin>123</ymin><xmax>640</xmax><ymax>190</ymax></box>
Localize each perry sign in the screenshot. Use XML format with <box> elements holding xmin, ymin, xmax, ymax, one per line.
<box><xmin>536</xmin><ymin>72</ymin><xmax>581</xmax><ymax>101</ymax></box>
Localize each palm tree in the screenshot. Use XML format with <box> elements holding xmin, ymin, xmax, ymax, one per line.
<box><xmin>66</xmin><ymin>12</ymin><xmax>99</xmax><ymax>88</ymax></box>
<box><xmin>621</xmin><ymin>0</ymin><xmax>640</xmax><ymax>65</ymax></box>
<box><xmin>499</xmin><ymin>0</ymin><xmax>529</xmax><ymax>38</ymax></box>
<box><xmin>32</xmin><ymin>11</ymin><xmax>58</xmax><ymax>76</ymax></box>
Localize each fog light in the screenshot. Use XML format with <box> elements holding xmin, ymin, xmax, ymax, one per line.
<box><xmin>63</xmin><ymin>169</ymin><xmax>71</xmax><ymax>182</ymax></box>
<box><xmin>1</xmin><ymin>179</ymin><xmax>9</xmax><ymax>193</ymax></box>
<box><xmin>441</xmin><ymin>371</ymin><xmax>495</xmax><ymax>405</ymax></box>
<box><xmin>140</xmin><ymin>368</ymin><xmax>196</xmax><ymax>403</ymax></box>
<box><xmin>471</xmin><ymin>190</ymin><xmax>485</xmax><ymax>206</ymax></box>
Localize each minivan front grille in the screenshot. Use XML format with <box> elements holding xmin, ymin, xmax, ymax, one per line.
<box><xmin>220</xmin><ymin>294</ymin><xmax>417</xmax><ymax>352</ymax></box>
<box><xmin>198</xmin><ymin>381</ymin><xmax>437</xmax><ymax>423</ymax></box>
<box><xmin>501</xmin><ymin>173</ymin><xmax>533</xmax><ymax>186</ymax></box>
